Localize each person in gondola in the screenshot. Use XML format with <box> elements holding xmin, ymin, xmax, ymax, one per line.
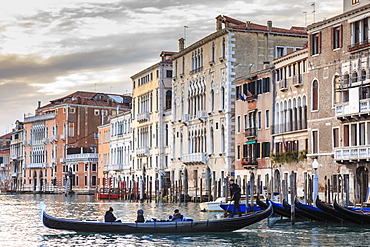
<box><xmin>229</xmin><ymin>179</ymin><xmax>242</xmax><ymax>217</ymax></box>
<box><xmin>135</xmin><ymin>209</ymin><xmax>145</xmax><ymax>223</ymax></box>
<box><xmin>171</xmin><ymin>209</ymin><xmax>183</xmax><ymax>221</ymax></box>
<box><xmin>105</xmin><ymin>207</ymin><xmax>119</xmax><ymax>222</ymax></box>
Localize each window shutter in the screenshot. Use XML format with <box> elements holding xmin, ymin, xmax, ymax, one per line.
<box><xmin>318</xmin><ymin>32</ymin><xmax>322</xmax><ymax>54</ymax></box>
<box><xmin>339</xmin><ymin>25</ymin><xmax>343</xmax><ymax>48</ymax></box>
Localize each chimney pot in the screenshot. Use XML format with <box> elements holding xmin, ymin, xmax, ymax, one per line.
<box><xmin>37</xmin><ymin>101</ymin><xmax>41</xmax><ymax>108</ymax></box>
<box><xmin>246</xmin><ymin>21</ymin><xmax>251</xmax><ymax>30</ymax></box>
<box><xmin>267</xmin><ymin>20</ymin><xmax>272</xmax><ymax>31</ymax></box>
<box><xmin>216</xmin><ymin>15</ymin><xmax>223</xmax><ymax>31</ymax></box>
<box><xmin>178</xmin><ymin>38</ymin><xmax>185</xmax><ymax>51</ymax></box>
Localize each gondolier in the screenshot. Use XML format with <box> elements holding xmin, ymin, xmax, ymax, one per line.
<box><xmin>229</xmin><ymin>179</ymin><xmax>242</xmax><ymax>217</ymax></box>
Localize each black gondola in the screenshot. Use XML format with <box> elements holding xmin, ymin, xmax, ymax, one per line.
<box><xmin>315</xmin><ymin>197</ymin><xmax>362</xmax><ymax>224</ymax></box>
<box><xmin>282</xmin><ymin>199</ymin><xmax>319</xmax><ymax>220</ymax></box>
<box><xmin>256</xmin><ymin>197</ymin><xmax>291</xmax><ymax>218</ymax></box>
<box><xmin>294</xmin><ymin>198</ymin><xmax>341</xmax><ymax>222</ymax></box>
<box><xmin>333</xmin><ymin>199</ymin><xmax>370</xmax><ymax>225</ymax></box>
<box><xmin>40</xmin><ymin>201</ymin><xmax>273</xmax><ymax>234</ymax></box>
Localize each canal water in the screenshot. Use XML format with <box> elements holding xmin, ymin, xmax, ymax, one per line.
<box><xmin>1</xmin><ymin>194</ymin><xmax>370</xmax><ymax>246</ymax></box>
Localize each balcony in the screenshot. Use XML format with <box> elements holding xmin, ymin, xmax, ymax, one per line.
<box><xmin>190</xmin><ymin>66</ymin><xmax>203</xmax><ymax>74</ymax></box>
<box><xmin>136</xmin><ymin>147</ymin><xmax>149</xmax><ymax>156</ymax></box>
<box><xmin>50</xmin><ymin>135</ymin><xmax>58</xmax><ymax>143</ymax></box>
<box><xmin>0</xmin><ymin>163</ymin><xmax>5</xmax><ymax>168</ymax></box>
<box><xmin>348</xmin><ymin>39</ymin><xmax>370</xmax><ymax>52</ymax></box>
<box><xmin>111</xmin><ymin>164</ymin><xmax>124</xmax><ymax>171</ymax></box>
<box><xmin>279</xmin><ymin>79</ymin><xmax>288</xmax><ymax>91</ymax></box>
<box><xmin>241</xmin><ymin>157</ymin><xmax>258</xmax><ymax>169</ymax></box>
<box><xmin>27</xmin><ymin>163</ymin><xmax>46</xmax><ymax>169</ymax></box>
<box><xmin>103</xmin><ymin>165</ymin><xmax>109</xmax><ymax>172</ymax></box>
<box><xmin>181</xmin><ymin>114</ymin><xmax>190</xmax><ymax>125</ymax></box>
<box><xmin>197</xmin><ymin>110</ymin><xmax>207</xmax><ymax>122</ymax></box>
<box><xmin>334</xmin><ymin>146</ymin><xmax>370</xmax><ymax>162</ymax></box>
<box><xmin>293</xmin><ymin>74</ymin><xmax>303</xmax><ymax>87</ymax></box>
<box><xmin>65</xmin><ymin>153</ymin><xmax>98</xmax><ymax>162</ymax></box>
<box><xmin>43</xmin><ymin>138</ymin><xmax>49</xmax><ymax>144</ymax></box>
<box><xmin>245</xmin><ymin>127</ymin><xmax>257</xmax><ymax>138</ymax></box>
<box><xmin>182</xmin><ymin>152</ymin><xmax>208</xmax><ymax>165</ymax></box>
<box><xmin>60</xmin><ymin>134</ymin><xmax>66</xmax><ymax>140</ymax></box>
<box><xmin>24</xmin><ymin>113</ymin><xmax>55</xmax><ymax>123</ymax></box>
<box><xmin>137</xmin><ymin>111</ymin><xmax>150</xmax><ymax>122</ymax></box>
<box><xmin>335</xmin><ymin>97</ymin><xmax>370</xmax><ymax>120</ymax></box>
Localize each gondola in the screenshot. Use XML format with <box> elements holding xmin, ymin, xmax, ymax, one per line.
<box><xmin>282</xmin><ymin>199</ymin><xmax>318</xmax><ymax>220</ymax></box>
<box><xmin>256</xmin><ymin>197</ymin><xmax>291</xmax><ymax>218</ymax></box>
<box><xmin>40</xmin><ymin>201</ymin><xmax>273</xmax><ymax>234</ymax></box>
<box><xmin>315</xmin><ymin>197</ymin><xmax>362</xmax><ymax>224</ymax></box>
<box><xmin>294</xmin><ymin>198</ymin><xmax>341</xmax><ymax>222</ymax></box>
<box><xmin>333</xmin><ymin>199</ymin><xmax>370</xmax><ymax>225</ymax></box>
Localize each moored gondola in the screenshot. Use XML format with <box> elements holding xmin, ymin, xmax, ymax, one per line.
<box><xmin>40</xmin><ymin>201</ymin><xmax>273</xmax><ymax>234</ymax></box>
<box><xmin>256</xmin><ymin>197</ymin><xmax>292</xmax><ymax>218</ymax></box>
<box><xmin>315</xmin><ymin>197</ymin><xmax>362</xmax><ymax>224</ymax></box>
<box><xmin>283</xmin><ymin>199</ymin><xmax>318</xmax><ymax>220</ymax></box>
<box><xmin>294</xmin><ymin>198</ymin><xmax>341</xmax><ymax>222</ymax></box>
<box><xmin>333</xmin><ymin>199</ymin><xmax>370</xmax><ymax>225</ymax></box>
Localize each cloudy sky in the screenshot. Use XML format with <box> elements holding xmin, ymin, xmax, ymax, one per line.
<box><xmin>0</xmin><ymin>0</ymin><xmax>341</xmax><ymax>134</ymax></box>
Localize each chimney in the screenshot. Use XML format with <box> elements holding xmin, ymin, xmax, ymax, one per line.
<box><xmin>267</xmin><ymin>20</ymin><xmax>272</xmax><ymax>32</ymax></box>
<box><xmin>216</xmin><ymin>15</ymin><xmax>223</xmax><ymax>31</ymax></box>
<box><xmin>178</xmin><ymin>38</ymin><xmax>185</xmax><ymax>51</ymax></box>
<box><xmin>246</xmin><ymin>21</ymin><xmax>251</xmax><ymax>30</ymax></box>
<box><xmin>37</xmin><ymin>101</ymin><xmax>41</xmax><ymax>108</ymax></box>
<box><xmin>263</xmin><ymin>61</ymin><xmax>270</xmax><ymax>69</ymax></box>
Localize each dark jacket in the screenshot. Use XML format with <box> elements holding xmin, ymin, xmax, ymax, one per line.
<box><xmin>172</xmin><ymin>212</ymin><xmax>183</xmax><ymax>221</ymax></box>
<box><xmin>136</xmin><ymin>215</ymin><xmax>145</xmax><ymax>223</ymax></box>
<box><xmin>104</xmin><ymin>210</ymin><xmax>117</xmax><ymax>222</ymax></box>
<box><xmin>230</xmin><ymin>183</ymin><xmax>241</xmax><ymax>201</ymax></box>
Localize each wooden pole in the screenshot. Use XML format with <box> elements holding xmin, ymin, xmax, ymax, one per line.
<box><xmin>290</xmin><ymin>173</ymin><xmax>295</xmax><ymax>225</ymax></box>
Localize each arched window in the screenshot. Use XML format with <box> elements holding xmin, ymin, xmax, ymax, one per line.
<box><xmin>210</xmin><ymin>89</ymin><xmax>215</xmax><ymax>112</ymax></box>
<box><xmin>220</xmin><ymin>86</ymin><xmax>225</xmax><ymax>110</ymax></box>
<box><xmin>212</xmin><ymin>42</ymin><xmax>215</xmax><ymax>63</ymax></box>
<box><xmin>352</xmin><ymin>71</ymin><xmax>358</xmax><ymax>83</ymax></box>
<box><xmin>362</xmin><ymin>69</ymin><xmax>366</xmax><ymax>81</ymax></box>
<box><xmin>220</xmin><ymin>125</ymin><xmax>225</xmax><ymax>153</ymax></box>
<box><xmin>312</xmin><ymin>80</ymin><xmax>319</xmax><ymax>110</ymax></box>
<box><xmin>165</xmin><ymin>90</ymin><xmax>172</xmax><ymax>109</ymax></box>
<box><xmin>210</xmin><ymin>127</ymin><xmax>214</xmax><ymax>154</ymax></box>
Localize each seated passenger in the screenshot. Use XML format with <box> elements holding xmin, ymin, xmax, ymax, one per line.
<box><xmin>104</xmin><ymin>207</ymin><xmax>117</xmax><ymax>222</ymax></box>
<box><xmin>135</xmin><ymin>209</ymin><xmax>145</xmax><ymax>223</ymax></box>
<box><xmin>171</xmin><ymin>209</ymin><xmax>183</xmax><ymax>221</ymax></box>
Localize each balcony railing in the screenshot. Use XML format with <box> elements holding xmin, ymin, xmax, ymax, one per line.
<box><xmin>182</xmin><ymin>152</ymin><xmax>208</xmax><ymax>164</ymax></box>
<box><xmin>197</xmin><ymin>110</ymin><xmax>207</xmax><ymax>122</ymax></box>
<box><xmin>136</xmin><ymin>147</ymin><xmax>149</xmax><ymax>156</ymax></box>
<box><xmin>245</xmin><ymin>127</ymin><xmax>256</xmax><ymax>138</ymax></box>
<box><xmin>348</xmin><ymin>39</ymin><xmax>370</xmax><ymax>52</ymax></box>
<box><xmin>181</xmin><ymin>114</ymin><xmax>190</xmax><ymax>125</ymax></box>
<box><xmin>334</xmin><ymin>146</ymin><xmax>370</xmax><ymax>161</ymax></box>
<box><xmin>241</xmin><ymin>157</ymin><xmax>258</xmax><ymax>169</ymax></box>
<box><xmin>111</xmin><ymin>164</ymin><xmax>124</xmax><ymax>170</ymax></box>
<box><xmin>190</xmin><ymin>66</ymin><xmax>203</xmax><ymax>74</ymax></box>
<box><xmin>137</xmin><ymin>111</ymin><xmax>150</xmax><ymax>122</ymax></box>
<box><xmin>293</xmin><ymin>74</ymin><xmax>303</xmax><ymax>87</ymax></box>
<box><xmin>65</xmin><ymin>153</ymin><xmax>98</xmax><ymax>162</ymax></box>
<box><xmin>27</xmin><ymin>163</ymin><xmax>46</xmax><ymax>169</ymax></box>
<box><xmin>24</xmin><ymin>113</ymin><xmax>55</xmax><ymax>123</ymax></box>
<box><xmin>278</xmin><ymin>79</ymin><xmax>288</xmax><ymax>91</ymax></box>
<box><xmin>335</xmin><ymin>98</ymin><xmax>370</xmax><ymax>118</ymax></box>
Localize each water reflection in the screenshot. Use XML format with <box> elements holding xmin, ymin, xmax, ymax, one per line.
<box><xmin>1</xmin><ymin>194</ymin><xmax>370</xmax><ymax>246</ymax></box>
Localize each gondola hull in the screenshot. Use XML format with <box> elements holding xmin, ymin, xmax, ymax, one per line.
<box><xmin>41</xmin><ymin>201</ymin><xmax>273</xmax><ymax>234</ymax></box>
<box><xmin>294</xmin><ymin>198</ymin><xmax>341</xmax><ymax>222</ymax></box>
<box><xmin>333</xmin><ymin>199</ymin><xmax>370</xmax><ymax>225</ymax></box>
<box><xmin>315</xmin><ymin>198</ymin><xmax>362</xmax><ymax>224</ymax></box>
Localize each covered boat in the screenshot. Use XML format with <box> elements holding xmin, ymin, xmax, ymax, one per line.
<box><xmin>40</xmin><ymin>201</ymin><xmax>273</xmax><ymax>234</ymax></box>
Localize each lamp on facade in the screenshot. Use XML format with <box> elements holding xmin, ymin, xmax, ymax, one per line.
<box><xmin>312</xmin><ymin>159</ymin><xmax>319</xmax><ymax>206</ymax></box>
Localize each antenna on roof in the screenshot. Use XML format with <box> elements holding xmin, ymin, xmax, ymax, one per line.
<box><xmin>95</xmin><ymin>83</ymin><xmax>97</xmax><ymax>92</ymax></box>
<box><xmin>311</xmin><ymin>2</ymin><xmax>316</xmax><ymax>23</ymax></box>
<box><xmin>303</xmin><ymin>11</ymin><xmax>307</xmax><ymax>26</ymax></box>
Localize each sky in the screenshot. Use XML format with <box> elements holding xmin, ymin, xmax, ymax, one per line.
<box><xmin>0</xmin><ymin>0</ymin><xmax>342</xmax><ymax>134</ymax></box>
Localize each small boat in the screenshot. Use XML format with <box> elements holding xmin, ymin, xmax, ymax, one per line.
<box><xmin>315</xmin><ymin>197</ymin><xmax>362</xmax><ymax>224</ymax></box>
<box><xmin>333</xmin><ymin>199</ymin><xmax>370</xmax><ymax>225</ymax></box>
<box><xmin>294</xmin><ymin>198</ymin><xmax>341</xmax><ymax>222</ymax></box>
<box><xmin>96</xmin><ymin>193</ymin><xmax>119</xmax><ymax>200</ymax></box>
<box><xmin>40</xmin><ymin>201</ymin><xmax>273</xmax><ymax>234</ymax></box>
<box><xmin>282</xmin><ymin>199</ymin><xmax>316</xmax><ymax>220</ymax></box>
<box><xmin>199</xmin><ymin>197</ymin><xmax>225</xmax><ymax>212</ymax></box>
